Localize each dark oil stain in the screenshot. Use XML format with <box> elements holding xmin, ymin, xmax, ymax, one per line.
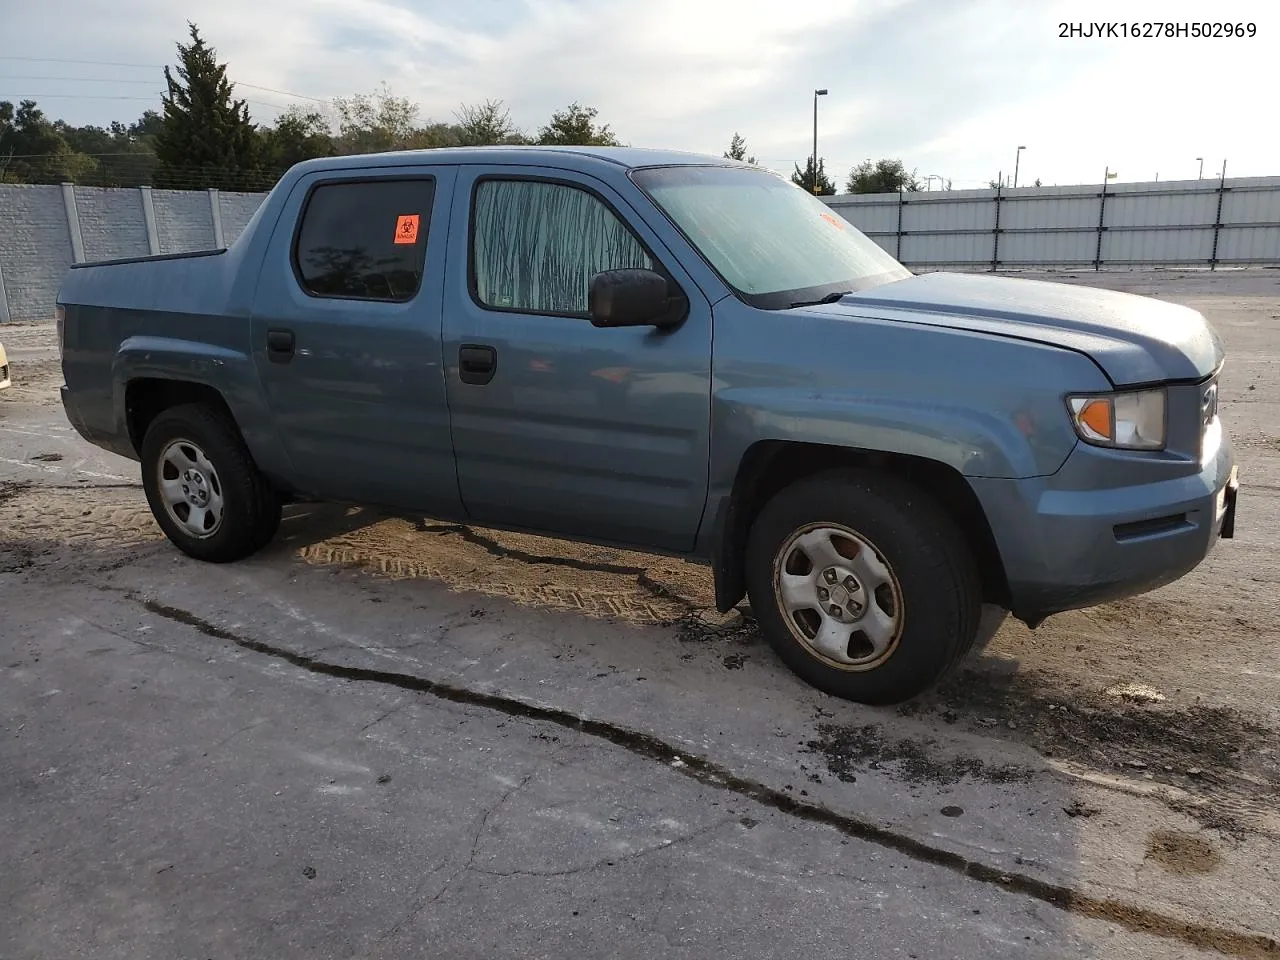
<box><xmin>133</xmin><ymin>593</ymin><xmax>1280</xmax><ymax>960</ymax></box>
<box><xmin>1063</xmin><ymin>800</ymin><xmax>1101</xmax><ymax>819</ymax></box>
<box><xmin>805</xmin><ymin>723</ymin><xmax>1031</xmax><ymax>786</ymax></box>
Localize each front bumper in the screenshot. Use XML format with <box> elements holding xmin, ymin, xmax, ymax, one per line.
<box><xmin>971</xmin><ymin>427</ymin><xmax>1238</xmax><ymax>622</ymax></box>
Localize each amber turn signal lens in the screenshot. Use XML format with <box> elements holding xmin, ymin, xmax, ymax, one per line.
<box><xmin>1076</xmin><ymin>398</ymin><xmax>1113</xmax><ymax>441</ymax></box>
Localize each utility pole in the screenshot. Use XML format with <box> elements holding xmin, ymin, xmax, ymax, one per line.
<box><xmin>812</xmin><ymin>88</ymin><xmax>828</xmax><ymax>194</ymax></box>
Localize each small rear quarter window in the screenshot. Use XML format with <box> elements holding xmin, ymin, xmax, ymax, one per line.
<box><xmin>294</xmin><ymin>178</ymin><xmax>435</xmax><ymax>302</ymax></box>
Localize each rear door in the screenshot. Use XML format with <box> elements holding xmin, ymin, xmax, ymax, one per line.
<box><xmin>440</xmin><ymin>165</ymin><xmax>713</xmax><ymax>552</ymax></box>
<box><xmin>250</xmin><ymin>166</ymin><xmax>463</xmax><ymax>514</ymax></box>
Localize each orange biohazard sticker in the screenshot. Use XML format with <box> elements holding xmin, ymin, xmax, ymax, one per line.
<box><xmin>393</xmin><ymin>214</ymin><xmax>420</xmax><ymax>244</ymax></box>
<box><xmin>819</xmin><ymin>212</ymin><xmax>846</xmax><ymax>230</ymax></box>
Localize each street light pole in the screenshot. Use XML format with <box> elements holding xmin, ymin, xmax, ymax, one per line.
<box><xmin>1196</xmin><ymin>157</ymin><xmax>1204</xmax><ymax>179</ymax></box>
<box><xmin>1013</xmin><ymin>145</ymin><xmax>1026</xmax><ymax>188</ymax></box>
<box><xmin>812</xmin><ymin>88</ymin><xmax>828</xmax><ymax>194</ymax></box>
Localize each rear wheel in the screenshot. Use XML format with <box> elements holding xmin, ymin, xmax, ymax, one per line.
<box><xmin>744</xmin><ymin>468</ymin><xmax>981</xmax><ymax>705</ymax></box>
<box><xmin>140</xmin><ymin>403</ymin><xmax>281</xmax><ymax>562</ymax></box>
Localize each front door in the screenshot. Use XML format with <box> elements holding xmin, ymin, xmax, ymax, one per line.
<box><xmin>441</xmin><ymin>167</ymin><xmax>713</xmax><ymax>552</ymax></box>
<box><xmin>250</xmin><ymin>166</ymin><xmax>462</xmax><ymax>515</ymax></box>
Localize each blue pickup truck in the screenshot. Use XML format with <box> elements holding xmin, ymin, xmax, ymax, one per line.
<box><xmin>56</xmin><ymin>146</ymin><xmax>1239</xmax><ymax>704</ymax></box>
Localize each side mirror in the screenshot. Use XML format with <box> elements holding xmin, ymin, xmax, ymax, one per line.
<box><xmin>588</xmin><ymin>268</ymin><xmax>683</xmax><ymax>329</ymax></box>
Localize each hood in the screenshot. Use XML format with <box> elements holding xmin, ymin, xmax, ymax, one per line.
<box><xmin>824</xmin><ymin>272</ymin><xmax>1223</xmax><ymax>387</ymax></box>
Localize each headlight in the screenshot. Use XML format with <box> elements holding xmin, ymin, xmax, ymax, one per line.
<box><xmin>1066</xmin><ymin>388</ymin><xmax>1166</xmax><ymax>450</ymax></box>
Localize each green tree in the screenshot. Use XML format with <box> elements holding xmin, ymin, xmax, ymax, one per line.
<box><xmin>536</xmin><ymin>102</ymin><xmax>621</xmax><ymax>146</ymax></box>
<box><xmin>723</xmin><ymin>132</ymin><xmax>756</xmax><ymax>164</ymax></box>
<box><xmin>55</xmin><ymin>113</ymin><xmax>160</xmax><ymax>187</ymax></box>
<box><xmin>454</xmin><ymin>99</ymin><xmax>524</xmax><ymax>146</ymax></box>
<box><xmin>262</xmin><ymin>106</ymin><xmax>335</xmax><ymax>178</ymax></box>
<box><xmin>791</xmin><ymin>156</ymin><xmax>836</xmax><ymax>195</ymax></box>
<box><xmin>154</xmin><ymin>23</ymin><xmax>263</xmax><ymax>190</ymax></box>
<box><xmin>332</xmin><ymin>84</ymin><xmax>422</xmax><ymax>153</ymax></box>
<box><xmin>0</xmin><ymin>99</ymin><xmax>97</xmax><ymax>184</ymax></box>
<box><xmin>845</xmin><ymin>158</ymin><xmax>919</xmax><ymax>194</ymax></box>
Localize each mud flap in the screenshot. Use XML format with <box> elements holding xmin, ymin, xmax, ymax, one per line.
<box><xmin>1218</xmin><ymin>465</ymin><xmax>1239</xmax><ymax>540</ymax></box>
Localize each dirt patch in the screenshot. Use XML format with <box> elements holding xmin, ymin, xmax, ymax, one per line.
<box><xmin>804</xmin><ymin>722</ymin><xmax>1031</xmax><ymax>786</ymax></box>
<box><xmin>1145</xmin><ymin>829</ymin><xmax>1222</xmax><ymax>875</ymax></box>
<box><xmin>917</xmin><ymin>666</ymin><xmax>1279</xmax><ymax>834</ymax></box>
<box><xmin>0</xmin><ymin>480</ymin><xmax>33</xmax><ymax>506</ymax></box>
<box><xmin>1</xmin><ymin>358</ymin><xmax>63</xmax><ymax>405</ymax></box>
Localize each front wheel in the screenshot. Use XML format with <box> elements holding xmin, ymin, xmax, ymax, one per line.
<box><xmin>140</xmin><ymin>403</ymin><xmax>281</xmax><ymax>563</ymax></box>
<box><xmin>744</xmin><ymin>468</ymin><xmax>982</xmax><ymax>705</ymax></box>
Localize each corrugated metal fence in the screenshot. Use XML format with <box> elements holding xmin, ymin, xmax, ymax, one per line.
<box><xmin>822</xmin><ymin>175</ymin><xmax>1280</xmax><ymax>270</ymax></box>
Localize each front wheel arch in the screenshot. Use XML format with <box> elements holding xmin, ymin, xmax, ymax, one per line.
<box><xmin>711</xmin><ymin>440</ymin><xmax>1010</xmax><ymax>614</ymax></box>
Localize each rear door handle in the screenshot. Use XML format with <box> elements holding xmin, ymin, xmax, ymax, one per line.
<box><xmin>458</xmin><ymin>344</ymin><xmax>497</xmax><ymax>385</ymax></box>
<box><xmin>267</xmin><ymin>328</ymin><xmax>295</xmax><ymax>364</ymax></box>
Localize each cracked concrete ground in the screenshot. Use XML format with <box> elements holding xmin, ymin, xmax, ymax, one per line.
<box><xmin>1</xmin><ymin>584</ymin><xmax>1234</xmax><ymax>959</ymax></box>
<box><xmin>2</xmin><ymin>269</ymin><xmax>1279</xmax><ymax>958</ymax></box>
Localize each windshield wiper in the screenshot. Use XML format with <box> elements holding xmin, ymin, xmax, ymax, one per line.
<box><xmin>790</xmin><ymin>290</ymin><xmax>852</xmax><ymax>308</ymax></box>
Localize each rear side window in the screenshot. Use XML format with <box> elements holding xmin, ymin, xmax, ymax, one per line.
<box><xmin>471</xmin><ymin>178</ymin><xmax>654</xmax><ymax>315</ymax></box>
<box><xmin>294</xmin><ymin>178</ymin><xmax>435</xmax><ymax>301</ymax></box>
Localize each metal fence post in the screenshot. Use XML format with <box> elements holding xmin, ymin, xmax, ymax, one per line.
<box><xmin>209</xmin><ymin>188</ymin><xmax>225</xmax><ymax>248</ymax></box>
<box><xmin>1209</xmin><ymin>160</ymin><xmax>1228</xmax><ymax>271</ymax></box>
<box><xmin>896</xmin><ymin>190</ymin><xmax>905</xmax><ymax>261</ymax></box>
<box><xmin>1093</xmin><ymin>179</ymin><xmax>1108</xmax><ymax>271</ymax></box>
<box><xmin>990</xmin><ymin>183</ymin><xmax>1002</xmax><ymax>272</ymax></box>
<box><xmin>139</xmin><ymin>186</ymin><xmax>161</xmax><ymax>255</ymax></box>
<box><xmin>61</xmin><ymin>182</ymin><xmax>85</xmax><ymax>264</ymax></box>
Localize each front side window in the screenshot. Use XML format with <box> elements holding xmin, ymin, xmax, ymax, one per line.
<box><xmin>471</xmin><ymin>178</ymin><xmax>654</xmax><ymax>315</ymax></box>
<box><xmin>294</xmin><ymin>178</ymin><xmax>434</xmax><ymax>302</ymax></box>
<box><xmin>631</xmin><ymin>165</ymin><xmax>910</xmax><ymax>310</ymax></box>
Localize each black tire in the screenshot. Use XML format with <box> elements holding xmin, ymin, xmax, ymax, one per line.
<box><xmin>140</xmin><ymin>402</ymin><xmax>281</xmax><ymax>563</ymax></box>
<box><xmin>744</xmin><ymin>468</ymin><xmax>981</xmax><ymax>705</ymax></box>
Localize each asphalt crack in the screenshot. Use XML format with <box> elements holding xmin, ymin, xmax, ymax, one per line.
<box><xmin>131</xmin><ymin>593</ymin><xmax>1278</xmax><ymax>959</ymax></box>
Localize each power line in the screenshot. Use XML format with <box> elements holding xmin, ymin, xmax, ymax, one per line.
<box><xmin>2</xmin><ymin>92</ymin><xmax>292</xmax><ymax>111</ymax></box>
<box><xmin>0</xmin><ymin>57</ymin><xmax>327</xmax><ymax>102</ymax></box>
<box><xmin>0</xmin><ymin>55</ymin><xmax>157</xmax><ymax>69</ymax></box>
<box><xmin>0</xmin><ymin>76</ymin><xmax>164</xmax><ymax>84</ymax></box>
<box><xmin>2</xmin><ymin>93</ymin><xmax>165</xmax><ymax>101</ymax></box>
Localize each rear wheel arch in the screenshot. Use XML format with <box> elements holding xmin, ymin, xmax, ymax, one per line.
<box><xmin>712</xmin><ymin>440</ymin><xmax>1011</xmax><ymax>613</ymax></box>
<box><xmin>125</xmin><ymin>378</ymin><xmax>237</xmax><ymax>458</ymax></box>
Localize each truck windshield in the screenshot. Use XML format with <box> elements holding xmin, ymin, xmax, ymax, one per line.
<box><xmin>631</xmin><ymin>165</ymin><xmax>911</xmax><ymax>311</ymax></box>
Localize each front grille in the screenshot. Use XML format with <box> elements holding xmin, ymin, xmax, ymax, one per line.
<box><xmin>0</xmin><ymin>363</ymin><xmax>8</xmax><ymax>382</ymax></box>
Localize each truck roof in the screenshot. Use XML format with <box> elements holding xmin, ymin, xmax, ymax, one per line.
<box><xmin>290</xmin><ymin>145</ymin><xmax>740</xmax><ymax>177</ymax></box>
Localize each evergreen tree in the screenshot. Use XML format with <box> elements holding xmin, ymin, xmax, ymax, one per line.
<box><xmin>723</xmin><ymin>132</ymin><xmax>757</xmax><ymax>164</ymax></box>
<box><xmin>791</xmin><ymin>156</ymin><xmax>836</xmax><ymax>195</ymax></box>
<box><xmin>154</xmin><ymin>23</ymin><xmax>263</xmax><ymax>190</ymax></box>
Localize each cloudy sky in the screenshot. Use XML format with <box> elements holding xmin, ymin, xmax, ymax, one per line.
<box><xmin>2</xmin><ymin>0</ymin><xmax>1275</xmax><ymax>188</ymax></box>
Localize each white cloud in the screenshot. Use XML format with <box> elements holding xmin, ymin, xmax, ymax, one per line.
<box><xmin>2</xmin><ymin>0</ymin><xmax>1276</xmax><ymax>187</ymax></box>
